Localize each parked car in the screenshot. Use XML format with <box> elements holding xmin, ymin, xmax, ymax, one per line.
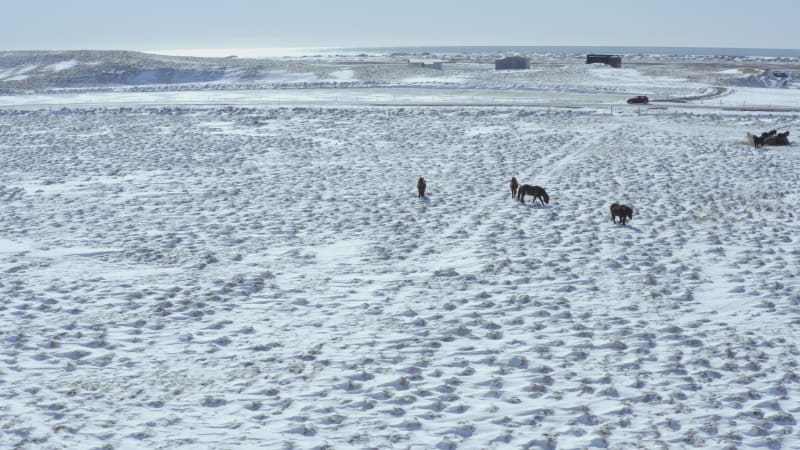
<box><xmin>627</xmin><ymin>95</ymin><xmax>649</xmax><ymax>104</ymax></box>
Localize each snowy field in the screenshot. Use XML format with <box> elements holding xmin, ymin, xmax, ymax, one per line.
<box><xmin>1</xmin><ymin>51</ymin><xmax>800</xmax><ymax>449</ymax></box>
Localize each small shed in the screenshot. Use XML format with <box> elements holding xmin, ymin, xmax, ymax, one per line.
<box><xmin>495</xmin><ymin>56</ymin><xmax>530</xmax><ymax>70</ymax></box>
<box><xmin>586</xmin><ymin>54</ymin><xmax>622</xmax><ymax>68</ymax></box>
<box><xmin>408</xmin><ymin>60</ymin><xmax>444</xmax><ymax>70</ymax></box>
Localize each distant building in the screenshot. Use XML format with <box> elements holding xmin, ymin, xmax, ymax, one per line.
<box><xmin>495</xmin><ymin>56</ymin><xmax>530</xmax><ymax>70</ymax></box>
<box><xmin>408</xmin><ymin>60</ymin><xmax>444</xmax><ymax>70</ymax></box>
<box><xmin>586</xmin><ymin>54</ymin><xmax>622</xmax><ymax>68</ymax></box>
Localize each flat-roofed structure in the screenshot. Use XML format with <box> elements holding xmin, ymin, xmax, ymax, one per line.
<box><xmin>586</xmin><ymin>54</ymin><xmax>622</xmax><ymax>68</ymax></box>
<box><xmin>495</xmin><ymin>56</ymin><xmax>530</xmax><ymax>70</ymax></box>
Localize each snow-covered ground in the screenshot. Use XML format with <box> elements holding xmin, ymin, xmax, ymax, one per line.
<box><xmin>1</xmin><ymin>50</ymin><xmax>800</xmax><ymax>449</ymax></box>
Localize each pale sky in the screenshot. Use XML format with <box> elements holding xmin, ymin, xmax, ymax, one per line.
<box><xmin>5</xmin><ymin>0</ymin><xmax>799</xmax><ymax>51</ymax></box>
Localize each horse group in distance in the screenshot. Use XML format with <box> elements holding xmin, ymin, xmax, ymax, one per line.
<box><xmin>511</xmin><ymin>177</ymin><xmax>633</xmax><ymax>225</ymax></box>
<box><xmin>418</xmin><ymin>176</ymin><xmax>633</xmax><ymax>226</ymax></box>
<box><xmin>748</xmin><ymin>129</ymin><xmax>791</xmax><ymax>147</ymax></box>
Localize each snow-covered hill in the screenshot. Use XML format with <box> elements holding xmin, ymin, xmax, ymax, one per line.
<box><xmin>0</xmin><ymin>50</ymin><xmax>325</xmax><ymax>91</ymax></box>
<box><xmin>3</xmin><ymin>50</ymin><xmax>799</xmax><ymax>99</ymax></box>
<box><xmin>722</xmin><ymin>68</ymin><xmax>798</xmax><ymax>89</ymax></box>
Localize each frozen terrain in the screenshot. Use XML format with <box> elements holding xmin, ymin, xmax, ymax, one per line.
<box><xmin>1</xmin><ymin>50</ymin><xmax>800</xmax><ymax>449</ymax></box>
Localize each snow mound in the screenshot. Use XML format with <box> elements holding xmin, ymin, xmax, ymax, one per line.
<box><xmin>57</xmin><ymin>67</ymin><xmax>228</xmax><ymax>86</ymax></box>
<box><xmin>723</xmin><ymin>69</ymin><xmax>796</xmax><ymax>88</ymax></box>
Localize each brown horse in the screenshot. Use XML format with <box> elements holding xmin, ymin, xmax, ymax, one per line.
<box><xmin>765</xmin><ymin>131</ymin><xmax>790</xmax><ymax>146</ymax></box>
<box><xmin>509</xmin><ymin>177</ymin><xmax>519</xmax><ymax>199</ymax></box>
<box><xmin>517</xmin><ymin>184</ymin><xmax>549</xmax><ymax>206</ymax></box>
<box><xmin>752</xmin><ymin>129</ymin><xmax>790</xmax><ymax>147</ymax></box>
<box><xmin>417</xmin><ymin>177</ymin><xmax>427</xmax><ymax>198</ymax></box>
<box><xmin>610</xmin><ymin>203</ymin><xmax>633</xmax><ymax>225</ymax></box>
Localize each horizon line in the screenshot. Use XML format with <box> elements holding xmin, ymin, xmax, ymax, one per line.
<box><xmin>3</xmin><ymin>44</ymin><xmax>799</xmax><ymax>57</ymax></box>
<box><xmin>143</xmin><ymin>44</ymin><xmax>800</xmax><ymax>58</ymax></box>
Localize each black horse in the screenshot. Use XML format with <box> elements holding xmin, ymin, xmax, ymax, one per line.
<box><xmin>610</xmin><ymin>203</ymin><xmax>633</xmax><ymax>225</ymax></box>
<box><xmin>417</xmin><ymin>177</ymin><xmax>427</xmax><ymax>198</ymax></box>
<box><xmin>517</xmin><ymin>184</ymin><xmax>549</xmax><ymax>206</ymax></box>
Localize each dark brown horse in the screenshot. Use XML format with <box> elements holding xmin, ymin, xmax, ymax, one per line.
<box><xmin>417</xmin><ymin>177</ymin><xmax>427</xmax><ymax>198</ymax></box>
<box><xmin>509</xmin><ymin>177</ymin><xmax>519</xmax><ymax>199</ymax></box>
<box><xmin>610</xmin><ymin>203</ymin><xmax>633</xmax><ymax>225</ymax></box>
<box><xmin>765</xmin><ymin>131</ymin><xmax>790</xmax><ymax>146</ymax></box>
<box><xmin>517</xmin><ymin>184</ymin><xmax>549</xmax><ymax>206</ymax></box>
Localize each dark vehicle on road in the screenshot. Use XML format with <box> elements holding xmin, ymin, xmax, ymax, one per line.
<box><xmin>627</xmin><ymin>95</ymin><xmax>649</xmax><ymax>104</ymax></box>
